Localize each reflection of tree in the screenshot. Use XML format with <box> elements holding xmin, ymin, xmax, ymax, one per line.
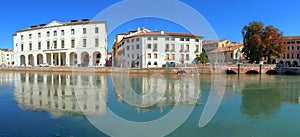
<box><xmin>240</xmin><ymin>82</ymin><xmax>285</xmax><ymax>118</ymax></box>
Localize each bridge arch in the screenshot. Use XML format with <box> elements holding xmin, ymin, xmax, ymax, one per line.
<box><xmin>226</xmin><ymin>70</ymin><xmax>237</xmax><ymax>74</ymax></box>
<box><xmin>245</xmin><ymin>70</ymin><xmax>259</xmax><ymax>74</ymax></box>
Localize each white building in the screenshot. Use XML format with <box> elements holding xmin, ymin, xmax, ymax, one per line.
<box><xmin>13</xmin><ymin>19</ymin><xmax>107</xmax><ymax>67</ymax></box>
<box><xmin>0</xmin><ymin>49</ymin><xmax>14</xmax><ymax>67</ymax></box>
<box><xmin>114</xmin><ymin>28</ymin><xmax>203</xmax><ymax>68</ymax></box>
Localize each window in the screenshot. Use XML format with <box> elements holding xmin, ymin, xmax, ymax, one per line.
<box><xmin>21</xmin><ymin>44</ymin><xmax>24</xmax><ymax>51</ymax></box>
<box><xmin>131</xmin><ymin>45</ymin><xmax>134</xmax><ymax>50</ymax></box>
<box><xmin>83</xmin><ymin>39</ymin><xmax>87</xmax><ymax>47</ymax></box>
<box><xmin>186</xmin><ymin>45</ymin><xmax>190</xmax><ymax>52</ymax></box>
<box><xmin>297</xmin><ymin>54</ymin><xmax>299</xmax><ymax>59</ymax></box>
<box><xmin>136</xmin><ymin>44</ymin><xmax>139</xmax><ymax>49</ymax></box>
<box><xmin>29</xmin><ymin>34</ymin><xmax>32</xmax><ymax>39</ymax></box>
<box><xmin>180</xmin><ymin>38</ymin><xmax>185</xmax><ymax>41</ymax></box>
<box><xmin>287</xmin><ymin>41</ymin><xmax>291</xmax><ymax>44</ymax></box>
<box><xmin>54</xmin><ymin>31</ymin><xmax>57</xmax><ymax>36</ymax></box>
<box><xmin>61</xmin><ymin>40</ymin><xmax>65</xmax><ymax>48</ymax></box>
<box><xmin>171</xmin><ymin>37</ymin><xmax>175</xmax><ymax>41</ymax></box>
<box><xmin>196</xmin><ymin>39</ymin><xmax>199</xmax><ymax>42</ymax></box>
<box><xmin>166</xmin><ymin>54</ymin><xmax>169</xmax><ymax>61</ymax></box>
<box><xmin>38</xmin><ymin>33</ymin><xmax>41</xmax><ymax>38</ymax></box>
<box><xmin>83</xmin><ymin>28</ymin><xmax>86</xmax><ymax>34</ymax></box>
<box><xmin>127</xmin><ymin>46</ymin><xmax>130</xmax><ymax>50</ymax></box>
<box><xmin>53</xmin><ymin>40</ymin><xmax>57</xmax><ymax>49</ymax></box>
<box><xmin>153</xmin><ymin>37</ymin><xmax>158</xmax><ymax>40</ymax></box>
<box><xmin>171</xmin><ymin>54</ymin><xmax>175</xmax><ymax>60</ymax></box>
<box><xmin>292</xmin><ymin>46</ymin><xmax>294</xmax><ymax>50</ymax></box>
<box><xmin>165</xmin><ymin>37</ymin><xmax>169</xmax><ymax>41</ymax></box>
<box><xmin>132</xmin><ymin>54</ymin><xmax>134</xmax><ymax>59</ymax></box>
<box><xmin>127</xmin><ymin>40</ymin><xmax>130</xmax><ymax>43</ymax></box>
<box><xmin>147</xmin><ymin>37</ymin><xmax>151</xmax><ymax>40</ymax></box>
<box><xmin>186</xmin><ymin>54</ymin><xmax>189</xmax><ymax>60</ymax></box>
<box><xmin>47</xmin><ymin>41</ymin><xmax>50</xmax><ymax>49</ymax></box>
<box><xmin>95</xmin><ymin>38</ymin><xmax>99</xmax><ymax>47</ymax></box>
<box><xmin>292</xmin><ymin>41</ymin><xmax>295</xmax><ymax>44</ymax></box>
<box><xmin>288</xmin><ymin>46</ymin><xmax>290</xmax><ymax>50</ymax></box>
<box><xmin>61</xmin><ymin>30</ymin><xmax>65</xmax><ymax>36</ymax></box>
<box><xmin>148</xmin><ymin>62</ymin><xmax>151</xmax><ymax>65</ymax></box>
<box><xmin>181</xmin><ymin>44</ymin><xmax>184</xmax><ymax>51</ymax></box>
<box><xmin>166</xmin><ymin>44</ymin><xmax>169</xmax><ymax>51</ymax></box>
<box><xmin>131</xmin><ymin>39</ymin><xmax>134</xmax><ymax>42</ymax></box>
<box><xmin>21</xmin><ymin>35</ymin><xmax>23</xmax><ymax>40</ymax></box>
<box><xmin>95</xmin><ymin>27</ymin><xmax>99</xmax><ymax>33</ymax></box>
<box><xmin>180</xmin><ymin>54</ymin><xmax>184</xmax><ymax>61</ymax></box>
<box><xmin>29</xmin><ymin>43</ymin><xmax>32</xmax><ymax>50</ymax></box>
<box><xmin>298</xmin><ymin>46</ymin><xmax>300</xmax><ymax>50</ymax></box>
<box><xmin>148</xmin><ymin>54</ymin><xmax>151</xmax><ymax>59</ymax></box>
<box><xmin>136</xmin><ymin>38</ymin><xmax>140</xmax><ymax>41</ymax></box>
<box><xmin>153</xmin><ymin>44</ymin><xmax>157</xmax><ymax>51</ymax></box>
<box><xmin>47</xmin><ymin>31</ymin><xmax>50</xmax><ymax>37</ymax></box>
<box><xmin>292</xmin><ymin>54</ymin><xmax>294</xmax><ymax>58</ymax></box>
<box><xmin>154</xmin><ymin>53</ymin><xmax>157</xmax><ymax>59</ymax></box>
<box><xmin>287</xmin><ymin>54</ymin><xmax>290</xmax><ymax>58</ymax></box>
<box><xmin>71</xmin><ymin>29</ymin><xmax>75</xmax><ymax>35</ymax></box>
<box><xmin>195</xmin><ymin>45</ymin><xmax>199</xmax><ymax>52</ymax></box>
<box><xmin>186</xmin><ymin>38</ymin><xmax>190</xmax><ymax>41</ymax></box>
<box><xmin>148</xmin><ymin>44</ymin><xmax>151</xmax><ymax>49</ymax></box>
<box><xmin>38</xmin><ymin>42</ymin><xmax>41</xmax><ymax>50</ymax></box>
<box><xmin>71</xmin><ymin>39</ymin><xmax>75</xmax><ymax>48</ymax></box>
<box><xmin>154</xmin><ymin>62</ymin><xmax>158</xmax><ymax>65</ymax></box>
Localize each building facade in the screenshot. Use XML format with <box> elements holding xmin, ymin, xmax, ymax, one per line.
<box><xmin>209</xmin><ymin>42</ymin><xmax>244</xmax><ymax>64</ymax></box>
<box><xmin>0</xmin><ymin>49</ymin><xmax>14</xmax><ymax>67</ymax></box>
<box><xmin>202</xmin><ymin>39</ymin><xmax>229</xmax><ymax>54</ymax></box>
<box><xmin>114</xmin><ymin>28</ymin><xmax>203</xmax><ymax>68</ymax></box>
<box><xmin>277</xmin><ymin>36</ymin><xmax>300</xmax><ymax>67</ymax></box>
<box><xmin>13</xmin><ymin>19</ymin><xmax>107</xmax><ymax>67</ymax></box>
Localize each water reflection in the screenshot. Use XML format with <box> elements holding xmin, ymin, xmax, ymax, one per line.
<box><xmin>14</xmin><ymin>73</ymin><xmax>108</xmax><ymax>118</ymax></box>
<box><xmin>238</xmin><ymin>75</ymin><xmax>300</xmax><ymax>118</ymax></box>
<box><xmin>112</xmin><ymin>74</ymin><xmax>202</xmax><ymax>113</ymax></box>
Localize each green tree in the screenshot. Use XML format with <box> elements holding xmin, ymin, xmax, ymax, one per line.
<box><xmin>242</xmin><ymin>21</ymin><xmax>286</xmax><ymax>64</ymax></box>
<box><xmin>195</xmin><ymin>52</ymin><xmax>209</xmax><ymax>64</ymax></box>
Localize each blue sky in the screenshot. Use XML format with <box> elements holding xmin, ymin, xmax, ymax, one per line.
<box><xmin>1</xmin><ymin>0</ymin><xmax>300</xmax><ymax>51</ymax></box>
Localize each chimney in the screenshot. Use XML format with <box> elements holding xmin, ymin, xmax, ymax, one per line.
<box><xmin>138</xmin><ymin>26</ymin><xmax>141</xmax><ymax>31</ymax></box>
<box><xmin>160</xmin><ymin>30</ymin><xmax>165</xmax><ymax>35</ymax></box>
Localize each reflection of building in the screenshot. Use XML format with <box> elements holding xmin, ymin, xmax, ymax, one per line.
<box><xmin>14</xmin><ymin>73</ymin><xmax>108</xmax><ymax>117</ymax></box>
<box><xmin>0</xmin><ymin>48</ymin><xmax>14</xmax><ymax>67</ymax></box>
<box><xmin>112</xmin><ymin>74</ymin><xmax>201</xmax><ymax>113</ymax></box>
<box><xmin>13</xmin><ymin>19</ymin><xmax>107</xmax><ymax>67</ymax></box>
<box><xmin>209</xmin><ymin>42</ymin><xmax>244</xmax><ymax>64</ymax></box>
<box><xmin>0</xmin><ymin>72</ymin><xmax>14</xmax><ymax>85</ymax></box>
<box><xmin>277</xmin><ymin>36</ymin><xmax>300</xmax><ymax>67</ymax></box>
<box><xmin>113</xmin><ymin>27</ymin><xmax>203</xmax><ymax>68</ymax></box>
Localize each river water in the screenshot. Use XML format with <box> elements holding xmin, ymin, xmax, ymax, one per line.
<box><xmin>0</xmin><ymin>72</ymin><xmax>300</xmax><ymax>137</ymax></box>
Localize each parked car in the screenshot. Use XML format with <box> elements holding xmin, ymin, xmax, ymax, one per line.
<box><xmin>162</xmin><ymin>62</ymin><xmax>177</xmax><ymax>67</ymax></box>
<box><xmin>39</xmin><ymin>63</ymin><xmax>49</xmax><ymax>67</ymax></box>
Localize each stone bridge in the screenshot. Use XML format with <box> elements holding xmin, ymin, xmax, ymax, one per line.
<box><xmin>224</xmin><ymin>64</ymin><xmax>277</xmax><ymax>74</ymax></box>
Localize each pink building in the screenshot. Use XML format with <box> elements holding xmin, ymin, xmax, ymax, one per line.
<box><xmin>279</xmin><ymin>36</ymin><xmax>300</xmax><ymax>67</ymax></box>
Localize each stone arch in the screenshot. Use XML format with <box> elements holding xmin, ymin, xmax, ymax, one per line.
<box><xmin>93</xmin><ymin>51</ymin><xmax>101</xmax><ymax>67</ymax></box>
<box><xmin>293</xmin><ymin>61</ymin><xmax>298</xmax><ymax>67</ymax></box>
<box><xmin>245</xmin><ymin>70</ymin><xmax>259</xmax><ymax>74</ymax></box>
<box><xmin>37</xmin><ymin>54</ymin><xmax>43</xmax><ymax>65</ymax></box>
<box><xmin>69</xmin><ymin>52</ymin><xmax>77</xmax><ymax>66</ymax></box>
<box><xmin>28</xmin><ymin>54</ymin><xmax>34</xmax><ymax>66</ymax></box>
<box><xmin>20</xmin><ymin>55</ymin><xmax>26</xmax><ymax>66</ymax></box>
<box><xmin>226</xmin><ymin>70</ymin><xmax>237</xmax><ymax>74</ymax></box>
<box><xmin>81</xmin><ymin>52</ymin><xmax>90</xmax><ymax>67</ymax></box>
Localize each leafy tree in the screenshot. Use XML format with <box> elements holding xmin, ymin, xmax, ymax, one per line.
<box><xmin>242</xmin><ymin>21</ymin><xmax>286</xmax><ymax>64</ymax></box>
<box><xmin>195</xmin><ymin>52</ymin><xmax>209</xmax><ymax>64</ymax></box>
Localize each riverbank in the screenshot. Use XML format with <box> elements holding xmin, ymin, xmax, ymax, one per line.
<box><xmin>0</xmin><ymin>67</ymin><xmax>213</xmax><ymax>74</ymax></box>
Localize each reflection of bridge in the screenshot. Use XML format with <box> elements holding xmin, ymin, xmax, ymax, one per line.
<box><xmin>225</xmin><ymin>64</ymin><xmax>277</xmax><ymax>74</ymax></box>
